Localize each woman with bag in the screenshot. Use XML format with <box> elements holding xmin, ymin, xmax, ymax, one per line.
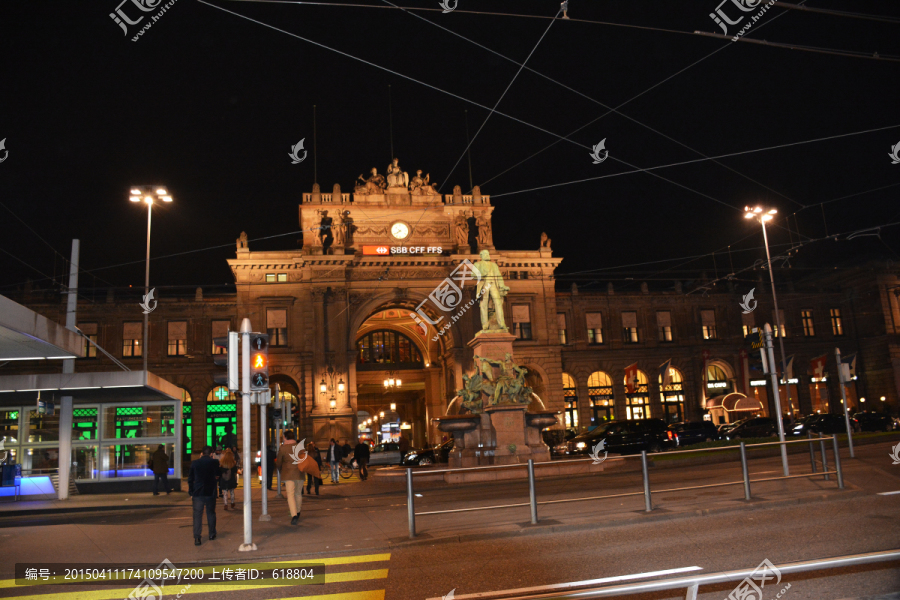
<box><xmin>218</xmin><ymin>448</ymin><xmax>238</xmax><ymax>510</ymax></box>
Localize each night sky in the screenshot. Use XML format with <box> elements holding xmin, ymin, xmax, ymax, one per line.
<box><xmin>1</xmin><ymin>0</ymin><xmax>899</xmax><ymax>297</ymax></box>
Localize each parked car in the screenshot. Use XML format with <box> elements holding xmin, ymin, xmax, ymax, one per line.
<box><xmin>402</xmin><ymin>439</ymin><xmax>454</xmax><ymax>466</ymax></box>
<box><xmin>852</xmin><ymin>411</ymin><xmax>895</xmax><ymax>432</ymax></box>
<box><xmin>724</xmin><ymin>417</ymin><xmax>776</xmax><ymax>439</ymax></box>
<box><xmin>564</xmin><ymin>419</ymin><xmax>674</xmax><ymax>455</ymax></box>
<box><xmin>668</xmin><ymin>421</ymin><xmax>721</xmax><ymax>446</ymax></box>
<box><xmin>789</xmin><ymin>414</ymin><xmax>819</xmax><ymax>436</ymax></box>
<box><xmin>717</xmin><ymin>418</ymin><xmax>748</xmax><ymax>437</ymax></box>
<box><xmin>806</xmin><ymin>413</ymin><xmax>848</xmax><ymax>434</ymax></box>
<box><xmin>368</xmin><ymin>442</ymin><xmax>402</xmax><ymax>466</ymax></box>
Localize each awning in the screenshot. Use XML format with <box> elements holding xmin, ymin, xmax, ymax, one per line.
<box><xmin>705</xmin><ymin>393</ymin><xmax>763</xmax><ymax>412</ymax></box>
<box><xmin>0</xmin><ymin>295</ymin><xmax>83</xmax><ymax>361</ymax></box>
<box><xmin>0</xmin><ymin>371</ymin><xmax>184</xmax><ymax>405</ymax></box>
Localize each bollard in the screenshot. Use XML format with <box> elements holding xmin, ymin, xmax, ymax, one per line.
<box><xmin>819</xmin><ymin>434</ymin><xmax>829</xmax><ymax>481</ymax></box>
<box><xmin>528</xmin><ymin>459</ymin><xmax>538</xmax><ymax>524</ymax></box>
<box><xmin>808</xmin><ymin>432</ymin><xmax>817</xmax><ymax>474</ymax></box>
<box><xmin>740</xmin><ymin>442</ymin><xmax>751</xmax><ymax>501</ymax></box>
<box><xmin>832</xmin><ymin>435</ymin><xmax>844</xmax><ymax>489</ymax></box>
<box><xmin>406</xmin><ymin>468</ymin><xmax>416</xmax><ymax>539</ymax></box>
<box><xmin>641</xmin><ymin>451</ymin><xmax>652</xmax><ymax>512</ymax></box>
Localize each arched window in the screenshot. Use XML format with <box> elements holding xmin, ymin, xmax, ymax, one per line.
<box><xmin>624</xmin><ymin>369</ymin><xmax>649</xmax><ymax>420</ymax></box>
<box><xmin>588</xmin><ymin>371</ymin><xmax>614</xmax><ymax>423</ymax></box>
<box><xmin>706</xmin><ymin>363</ymin><xmax>733</xmax><ymax>395</ymax></box>
<box><xmin>357</xmin><ymin>330</ymin><xmax>423</xmax><ymax>370</ymax></box>
<box><xmin>659</xmin><ymin>367</ymin><xmax>684</xmax><ymax>424</ymax></box>
<box><xmin>562</xmin><ymin>373</ymin><xmax>578</xmax><ymax>430</ymax></box>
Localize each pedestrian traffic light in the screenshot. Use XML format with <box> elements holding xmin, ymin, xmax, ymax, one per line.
<box><xmin>213</xmin><ymin>331</ymin><xmax>239</xmax><ymax>391</ymax></box>
<box><xmin>249</xmin><ymin>333</ymin><xmax>269</xmax><ymax>391</ymax></box>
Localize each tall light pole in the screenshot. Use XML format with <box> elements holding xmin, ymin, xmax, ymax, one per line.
<box><xmin>745</xmin><ymin>206</ymin><xmax>790</xmax><ymax>470</ymax></box>
<box><xmin>130</xmin><ymin>186</ymin><xmax>172</xmax><ymax>374</ymax></box>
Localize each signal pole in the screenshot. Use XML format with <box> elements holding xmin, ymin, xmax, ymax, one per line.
<box><xmin>238</xmin><ymin>318</ymin><xmax>257</xmax><ymax>552</ymax></box>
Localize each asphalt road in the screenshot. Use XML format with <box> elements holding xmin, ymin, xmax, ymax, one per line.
<box><xmin>2</xmin><ymin>441</ymin><xmax>898</xmax><ymax>600</ymax></box>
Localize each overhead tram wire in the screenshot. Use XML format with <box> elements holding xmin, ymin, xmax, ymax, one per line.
<box><xmin>756</xmin><ymin>2</ymin><xmax>900</xmax><ymax>25</ymax></box>
<box><xmin>489</xmin><ymin>123</ymin><xmax>900</xmax><ymax>200</ymax></box>
<box><xmin>200</xmin><ymin>0</ymin><xmax>821</xmax><ymax>221</ymax></box>
<box><xmin>694</xmin><ymin>32</ymin><xmax>900</xmax><ymax>63</ymax></box>
<box><xmin>383</xmin><ymin>2</ymin><xmax>802</xmax><ymax>208</ymax></box>
<box><xmin>476</xmin><ymin>0</ymin><xmax>806</xmax><ymax>193</ymax></box>
<box><xmin>432</xmin><ymin>2</ymin><xmax>561</xmax><ymax>193</ymax></box>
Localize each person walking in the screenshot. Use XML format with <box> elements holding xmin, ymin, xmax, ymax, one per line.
<box><xmin>188</xmin><ymin>446</ymin><xmax>219</xmax><ymax>546</ymax></box>
<box><xmin>150</xmin><ymin>444</ymin><xmax>170</xmax><ymax>495</ymax></box>
<box><xmin>212</xmin><ymin>447</ymin><xmax>223</xmax><ymax>498</ymax></box>
<box><xmin>326</xmin><ymin>439</ymin><xmax>341</xmax><ymax>484</ymax></box>
<box><xmin>218</xmin><ymin>448</ymin><xmax>238</xmax><ymax>510</ymax></box>
<box><xmin>218</xmin><ymin>425</ymin><xmax>238</xmax><ymax>454</ymax></box>
<box><xmin>274</xmin><ymin>431</ymin><xmax>303</xmax><ymax>525</ymax></box>
<box><xmin>354</xmin><ymin>438</ymin><xmax>370</xmax><ymax>481</ymax></box>
<box><xmin>341</xmin><ymin>439</ymin><xmax>352</xmax><ymax>461</ymax></box>
<box><xmin>398</xmin><ymin>434</ymin><xmax>410</xmax><ymax>458</ymax></box>
<box><xmin>305</xmin><ymin>441</ymin><xmax>322</xmax><ymax>495</ymax></box>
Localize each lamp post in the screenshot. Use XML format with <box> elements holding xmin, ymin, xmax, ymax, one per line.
<box><xmin>130</xmin><ymin>186</ymin><xmax>172</xmax><ymax>374</ymax></box>
<box><xmin>319</xmin><ymin>365</ymin><xmax>345</xmax><ymax>412</ymax></box>
<box><xmin>745</xmin><ymin>206</ymin><xmax>789</xmax><ymax>475</ymax></box>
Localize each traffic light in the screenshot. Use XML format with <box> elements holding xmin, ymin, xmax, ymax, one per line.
<box><xmin>213</xmin><ymin>331</ymin><xmax>239</xmax><ymax>391</ymax></box>
<box><xmin>249</xmin><ymin>333</ymin><xmax>269</xmax><ymax>391</ymax></box>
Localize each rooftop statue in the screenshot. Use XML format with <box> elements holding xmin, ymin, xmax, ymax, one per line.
<box><xmin>386</xmin><ymin>158</ymin><xmax>409</xmax><ymax>188</ymax></box>
<box><xmin>355</xmin><ymin>168</ymin><xmax>387</xmax><ymax>194</ymax></box>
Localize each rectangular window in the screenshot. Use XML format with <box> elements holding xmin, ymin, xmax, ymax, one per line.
<box><xmin>267</xmin><ymin>309</ymin><xmax>288</xmax><ymax>346</ymax></box>
<box><xmin>830</xmin><ymin>308</ymin><xmax>843</xmax><ymax>336</ymax></box>
<box><xmin>79</xmin><ymin>322</ymin><xmax>98</xmax><ymax>358</ymax></box>
<box><xmin>123</xmin><ymin>322</ymin><xmax>142</xmax><ymax>357</ymax></box>
<box><xmin>266</xmin><ymin>273</ymin><xmax>276</xmax><ymax>283</ymax></box>
<box><xmin>167</xmin><ymin>321</ymin><xmax>188</xmax><ymax>356</ymax></box>
<box><xmin>772</xmin><ymin>309</ymin><xmax>786</xmax><ymax>337</ymax></box>
<box><xmin>622</xmin><ymin>311</ymin><xmax>638</xmax><ymax>343</ymax></box>
<box><xmin>211</xmin><ymin>320</ymin><xmax>230</xmax><ymax>353</ymax></box>
<box><xmin>586</xmin><ymin>312</ymin><xmax>603</xmax><ymax>344</ymax></box>
<box><xmin>701</xmin><ymin>309</ymin><xmax>717</xmax><ymax>340</ymax></box>
<box><xmin>801</xmin><ymin>310</ymin><xmax>815</xmax><ymax>337</ymax></box>
<box><xmin>656</xmin><ymin>311</ymin><xmax>672</xmax><ymax>342</ymax></box>
<box><xmin>741</xmin><ymin>312</ymin><xmax>755</xmax><ymax>337</ymax></box>
<box><xmin>512</xmin><ymin>304</ymin><xmax>532</xmax><ymax>340</ymax></box>
<box><xmin>277</xmin><ymin>273</ymin><xmax>288</xmax><ymax>283</ymax></box>
<box><xmin>557</xmin><ymin>313</ymin><xmax>567</xmax><ymax>345</ymax></box>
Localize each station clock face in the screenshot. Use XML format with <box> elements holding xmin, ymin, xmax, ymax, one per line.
<box><xmin>390</xmin><ymin>222</ymin><xmax>410</xmax><ymax>240</ymax></box>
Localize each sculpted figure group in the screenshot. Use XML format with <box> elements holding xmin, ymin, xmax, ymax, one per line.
<box><xmin>457</xmin><ymin>353</ymin><xmax>533</xmax><ymax>414</ymax></box>
<box><xmin>354</xmin><ymin>158</ymin><xmax>438</xmax><ymax>195</ymax></box>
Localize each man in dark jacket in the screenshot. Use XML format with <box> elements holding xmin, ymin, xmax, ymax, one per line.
<box><xmin>218</xmin><ymin>425</ymin><xmax>238</xmax><ymax>454</ymax></box>
<box><xmin>353</xmin><ymin>438</ymin><xmax>370</xmax><ymax>480</ymax></box>
<box><xmin>188</xmin><ymin>446</ymin><xmax>219</xmax><ymax>546</ymax></box>
<box><xmin>341</xmin><ymin>439</ymin><xmax>352</xmax><ymax>460</ymax></box>
<box><xmin>150</xmin><ymin>444</ymin><xmax>170</xmax><ymax>495</ymax></box>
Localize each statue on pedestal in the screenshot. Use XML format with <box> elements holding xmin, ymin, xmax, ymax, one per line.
<box><xmin>410</xmin><ymin>170</ymin><xmax>439</xmax><ymax>195</ymax></box>
<box><xmin>476</xmin><ymin>215</ymin><xmax>492</xmax><ymax>247</ymax></box>
<box><xmin>472</xmin><ymin>250</ymin><xmax>510</xmax><ymax>332</ymax></box>
<box><xmin>386</xmin><ymin>158</ymin><xmax>409</xmax><ymax>189</ymax></box>
<box><xmin>236</xmin><ymin>231</ymin><xmax>248</xmax><ymax>250</ymax></box>
<box><xmin>355</xmin><ymin>168</ymin><xmax>387</xmax><ymax>194</ymax></box>
<box><xmin>454</xmin><ymin>214</ymin><xmax>469</xmax><ymax>247</ymax></box>
<box><xmin>333</xmin><ymin>211</ymin><xmax>347</xmax><ymax>247</ymax></box>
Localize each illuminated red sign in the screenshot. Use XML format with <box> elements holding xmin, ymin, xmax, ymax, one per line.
<box><xmin>362</xmin><ymin>245</ymin><xmax>390</xmax><ymax>256</ymax></box>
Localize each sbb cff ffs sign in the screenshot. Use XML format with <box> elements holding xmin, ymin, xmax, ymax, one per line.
<box><xmin>250</xmin><ymin>334</ymin><xmax>269</xmax><ymax>391</ymax></box>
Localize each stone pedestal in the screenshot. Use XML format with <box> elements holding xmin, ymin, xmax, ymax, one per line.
<box><xmin>467</xmin><ymin>331</ymin><xmax>515</xmax><ymax>363</ymax></box>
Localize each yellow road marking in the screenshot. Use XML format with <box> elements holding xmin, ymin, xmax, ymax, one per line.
<box><xmin>8</xmin><ymin>569</ymin><xmax>388</xmax><ymax>600</ymax></box>
<box><xmin>1</xmin><ymin>553</ymin><xmax>390</xmax><ymax>589</ymax></box>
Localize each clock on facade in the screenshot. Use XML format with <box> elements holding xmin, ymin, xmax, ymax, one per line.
<box><xmin>390</xmin><ymin>222</ymin><xmax>410</xmax><ymax>240</ymax></box>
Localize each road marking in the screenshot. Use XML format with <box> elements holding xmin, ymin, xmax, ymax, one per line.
<box><xmin>877</xmin><ymin>490</ymin><xmax>900</xmax><ymax>495</ymax></box>
<box><xmin>425</xmin><ymin>566</ymin><xmax>704</xmax><ymax>600</ymax></box>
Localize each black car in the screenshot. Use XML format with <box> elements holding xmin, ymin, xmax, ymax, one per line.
<box><xmin>402</xmin><ymin>439</ymin><xmax>454</xmax><ymax>466</ymax></box>
<box><xmin>852</xmin><ymin>412</ymin><xmax>895</xmax><ymax>432</ymax></box>
<box><xmin>808</xmin><ymin>413</ymin><xmax>848</xmax><ymax>434</ymax></box>
<box><xmin>564</xmin><ymin>419</ymin><xmax>674</xmax><ymax>455</ymax></box>
<box><xmin>724</xmin><ymin>417</ymin><xmax>776</xmax><ymax>439</ymax></box>
<box><xmin>788</xmin><ymin>414</ymin><xmax>819</xmax><ymax>436</ymax></box>
<box><xmin>668</xmin><ymin>421</ymin><xmax>721</xmax><ymax>446</ymax></box>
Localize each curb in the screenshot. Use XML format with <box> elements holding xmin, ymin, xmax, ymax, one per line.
<box><xmin>387</xmin><ymin>486</ymin><xmax>865</xmax><ymax>549</ymax></box>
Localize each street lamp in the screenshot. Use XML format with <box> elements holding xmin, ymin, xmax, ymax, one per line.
<box><xmin>745</xmin><ymin>205</ymin><xmax>790</xmax><ymax>473</ymax></box>
<box><xmin>130</xmin><ymin>185</ymin><xmax>172</xmax><ymax>373</ymax></box>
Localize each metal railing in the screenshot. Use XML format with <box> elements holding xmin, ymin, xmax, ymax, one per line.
<box><xmin>406</xmin><ymin>435</ymin><xmax>844</xmax><ymax>538</ymax></box>
<box><xmin>424</xmin><ymin>549</ymin><xmax>900</xmax><ymax>600</ymax></box>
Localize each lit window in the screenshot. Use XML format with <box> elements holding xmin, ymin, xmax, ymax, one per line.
<box><xmin>167</xmin><ymin>321</ymin><xmax>188</xmax><ymax>356</ymax></box>
<box><xmin>277</xmin><ymin>273</ymin><xmax>288</xmax><ymax>283</ymax></box>
<box><xmin>657</xmin><ymin>311</ymin><xmax>672</xmax><ymax>342</ymax></box>
<box><xmin>266</xmin><ymin>273</ymin><xmax>276</xmax><ymax>283</ymax></box>
<box><xmin>563</xmin><ymin>373</ymin><xmax>578</xmax><ymax>429</ymax></box>
<box><xmin>588</xmin><ymin>371</ymin><xmax>614</xmax><ymax>423</ymax></box>
<box><xmin>123</xmin><ymin>322</ymin><xmax>142</xmax><ymax>357</ymax></box>
<box><xmin>586</xmin><ymin>312</ymin><xmax>603</xmax><ymax>344</ymax></box>
<box><xmin>772</xmin><ymin>309</ymin><xmax>786</xmax><ymax>338</ymax></box>
<box><xmin>79</xmin><ymin>323</ymin><xmax>98</xmax><ymax>358</ymax></box>
<box><xmin>801</xmin><ymin>310</ymin><xmax>815</xmax><ymax>337</ymax></box>
<box><xmin>701</xmin><ymin>310</ymin><xmax>717</xmax><ymax>340</ymax></box>
<box><xmin>512</xmin><ymin>304</ymin><xmax>532</xmax><ymax>340</ymax></box>
<box><xmin>622</xmin><ymin>312</ymin><xmax>638</xmax><ymax>343</ymax></box>
<box><xmin>830</xmin><ymin>308</ymin><xmax>843</xmax><ymax>336</ymax></box>
<box><xmin>267</xmin><ymin>309</ymin><xmax>288</xmax><ymax>347</ymax></box>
